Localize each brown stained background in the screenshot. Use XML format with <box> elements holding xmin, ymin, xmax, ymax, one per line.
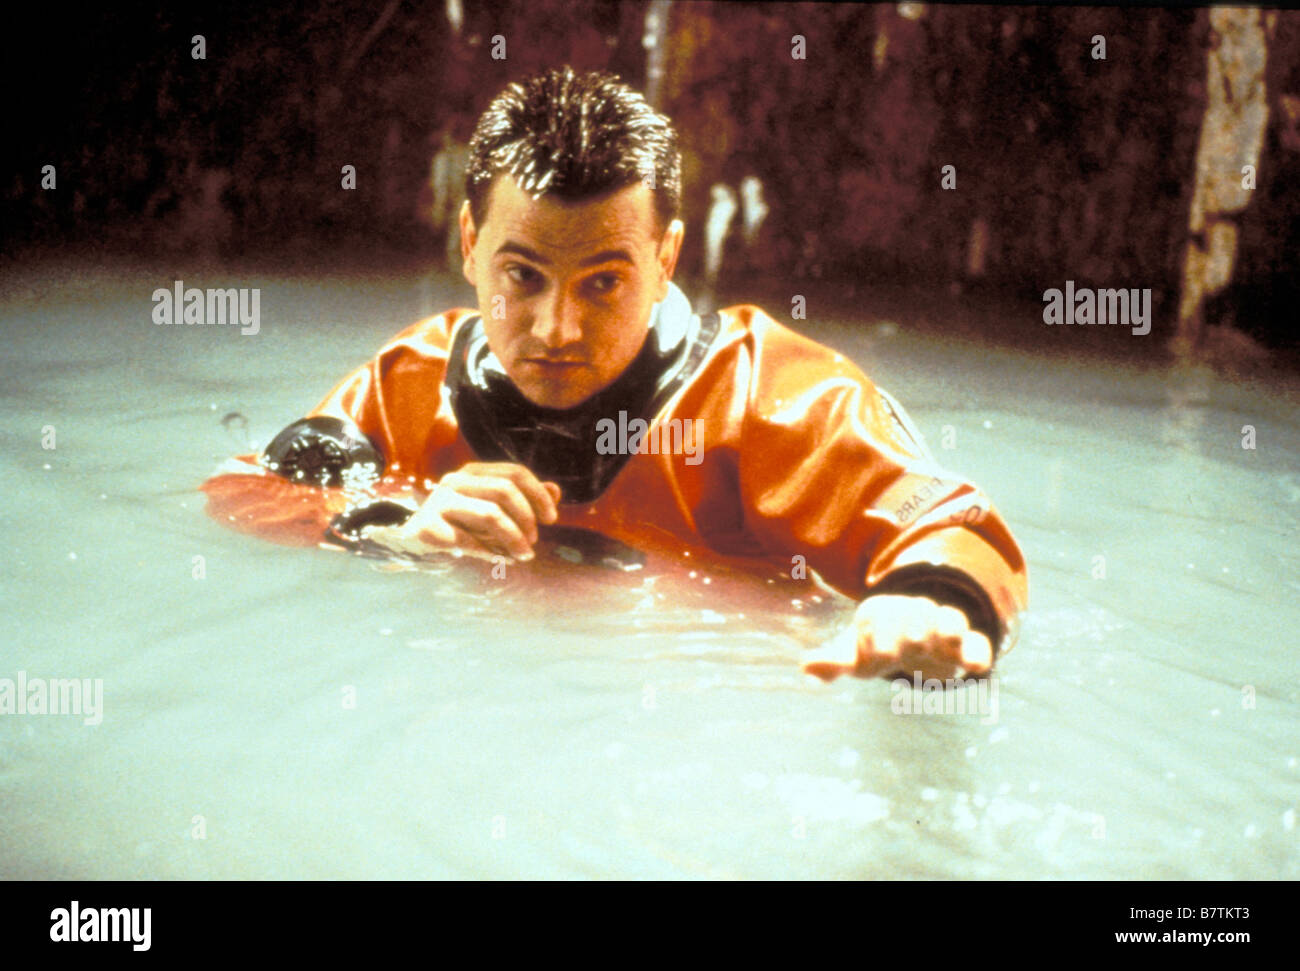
<box><xmin>5</xmin><ymin>1</ymin><xmax>1299</xmax><ymax>356</ymax></box>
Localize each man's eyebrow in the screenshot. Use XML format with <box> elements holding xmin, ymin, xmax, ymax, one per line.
<box><xmin>577</xmin><ymin>249</ymin><xmax>636</xmax><ymax>268</ymax></box>
<box><xmin>493</xmin><ymin>241</ymin><xmax>636</xmax><ymax>267</ymax></box>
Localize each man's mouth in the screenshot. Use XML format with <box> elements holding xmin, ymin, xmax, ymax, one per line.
<box><xmin>522</xmin><ymin>358</ymin><xmax>588</xmax><ymax>371</ymax></box>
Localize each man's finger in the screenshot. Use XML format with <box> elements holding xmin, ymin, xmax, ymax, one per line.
<box><xmin>958</xmin><ymin>630</ymin><xmax>994</xmax><ymax>675</ymax></box>
<box><xmin>443</xmin><ymin>473</ymin><xmax>542</xmax><ymax>544</ymax></box>
<box><xmin>504</xmin><ymin>467</ymin><xmax>559</xmax><ymax>525</ymax></box>
<box><xmin>894</xmin><ymin>644</ymin><xmax>963</xmax><ymax>683</ymax></box>
<box><xmin>856</xmin><ymin>620</ymin><xmax>903</xmax><ymax>674</ymax></box>
<box><xmin>801</xmin><ymin>626</ymin><xmax>860</xmax><ymax>681</ymax></box>
<box><xmin>443</xmin><ymin>494</ymin><xmax>535</xmax><ymax>561</ymax></box>
<box><xmin>457</xmin><ymin>463</ymin><xmax>559</xmax><ymax>526</ymax></box>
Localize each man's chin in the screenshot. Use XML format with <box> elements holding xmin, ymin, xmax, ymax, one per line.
<box><xmin>513</xmin><ymin>378</ymin><xmax>598</xmax><ymax>411</ymax></box>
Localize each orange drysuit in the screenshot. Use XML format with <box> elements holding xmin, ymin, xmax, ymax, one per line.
<box><xmin>200</xmin><ymin>283</ymin><xmax>1028</xmax><ymax>655</ymax></box>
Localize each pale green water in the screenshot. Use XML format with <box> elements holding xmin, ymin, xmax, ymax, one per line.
<box><xmin>0</xmin><ymin>264</ymin><xmax>1296</xmax><ymax>878</ymax></box>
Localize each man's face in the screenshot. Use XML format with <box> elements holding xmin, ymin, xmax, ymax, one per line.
<box><xmin>460</xmin><ymin>176</ymin><xmax>683</xmax><ymax>410</ymax></box>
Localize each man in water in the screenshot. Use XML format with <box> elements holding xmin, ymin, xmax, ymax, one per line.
<box><xmin>202</xmin><ymin>67</ymin><xmax>1028</xmax><ymax>684</ymax></box>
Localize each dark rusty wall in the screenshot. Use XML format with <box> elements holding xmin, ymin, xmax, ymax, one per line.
<box><xmin>658</xmin><ymin>4</ymin><xmax>1210</xmax><ymax>302</ymax></box>
<box><xmin>6</xmin><ymin>2</ymin><xmax>1297</xmax><ymax>347</ymax></box>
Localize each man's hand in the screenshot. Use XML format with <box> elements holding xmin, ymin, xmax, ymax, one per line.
<box><xmin>361</xmin><ymin>462</ymin><xmax>561</xmax><ymax>562</ymax></box>
<box><xmin>801</xmin><ymin>594</ymin><xmax>993</xmax><ymax>682</ymax></box>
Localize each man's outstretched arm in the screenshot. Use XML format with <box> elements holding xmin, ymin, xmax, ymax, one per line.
<box><xmin>734</xmin><ymin>324</ymin><xmax>1028</xmax><ymax>682</ymax></box>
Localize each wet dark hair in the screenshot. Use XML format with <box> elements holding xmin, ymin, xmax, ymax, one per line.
<box><xmin>465</xmin><ymin>67</ymin><xmax>682</xmax><ymax>236</ymax></box>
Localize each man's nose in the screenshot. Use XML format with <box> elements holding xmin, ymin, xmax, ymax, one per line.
<box><xmin>530</xmin><ymin>285</ymin><xmax>583</xmax><ymax>349</ymax></box>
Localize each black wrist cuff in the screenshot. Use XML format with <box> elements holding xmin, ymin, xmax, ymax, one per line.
<box><xmin>324</xmin><ymin>499</ymin><xmax>415</xmax><ymax>551</ymax></box>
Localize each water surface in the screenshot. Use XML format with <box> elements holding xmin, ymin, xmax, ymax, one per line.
<box><xmin>1</xmin><ymin>264</ymin><xmax>1296</xmax><ymax>879</ymax></box>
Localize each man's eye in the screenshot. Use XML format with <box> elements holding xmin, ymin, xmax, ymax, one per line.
<box><xmin>588</xmin><ymin>273</ymin><xmax>620</xmax><ymax>294</ymax></box>
<box><xmin>506</xmin><ymin>265</ymin><xmax>540</xmax><ymax>285</ymax></box>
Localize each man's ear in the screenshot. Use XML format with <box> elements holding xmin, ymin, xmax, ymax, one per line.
<box><xmin>459</xmin><ymin>201</ymin><xmax>478</xmax><ymax>286</ymax></box>
<box><xmin>656</xmin><ymin>218</ymin><xmax>685</xmax><ymax>301</ymax></box>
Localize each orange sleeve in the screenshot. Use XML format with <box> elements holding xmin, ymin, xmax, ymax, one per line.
<box><xmin>735</xmin><ymin>315</ymin><xmax>1029</xmax><ymax>657</ymax></box>
<box><xmin>199</xmin><ymin>457</ymin><xmax>354</xmax><ymax>546</ymax></box>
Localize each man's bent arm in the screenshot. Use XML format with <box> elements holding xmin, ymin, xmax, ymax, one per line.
<box><xmin>199</xmin><ymin>312</ymin><xmax>466</xmax><ymax>546</ymax></box>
